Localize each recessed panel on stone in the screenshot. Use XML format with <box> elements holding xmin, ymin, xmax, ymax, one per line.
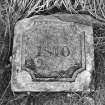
<box><xmin>11</xmin><ymin>14</ymin><xmax>94</xmax><ymax>92</ymax></box>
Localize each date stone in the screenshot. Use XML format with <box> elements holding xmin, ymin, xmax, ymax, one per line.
<box><xmin>11</xmin><ymin>14</ymin><xmax>94</xmax><ymax>92</ymax></box>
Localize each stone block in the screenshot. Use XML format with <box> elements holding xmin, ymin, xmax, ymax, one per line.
<box><xmin>11</xmin><ymin>14</ymin><xmax>94</xmax><ymax>92</ymax></box>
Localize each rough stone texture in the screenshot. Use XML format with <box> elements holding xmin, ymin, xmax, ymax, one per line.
<box><xmin>11</xmin><ymin>14</ymin><xmax>94</xmax><ymax>92</ymax></box>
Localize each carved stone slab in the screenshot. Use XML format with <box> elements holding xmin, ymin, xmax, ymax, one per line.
<box><xmin>11</xmin><ymin>14</ymin><xmax>94</xmax><ymax>92</ymax></box>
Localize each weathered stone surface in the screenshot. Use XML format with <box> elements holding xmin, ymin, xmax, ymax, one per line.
<box><xmin>11</xmin><ymin>14</ymin><xmax>94</xmax><ymax>92</ymax></box>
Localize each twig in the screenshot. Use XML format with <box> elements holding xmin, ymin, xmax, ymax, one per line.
<box><xmin>0</xmin><ymin>80</ymin><xmax>10</xmax><ymax>105</ymax></box>
<box><xmin>6</xmin><ymin>94</ymin><xmax>26</xmax><ymax>105</ymax></box>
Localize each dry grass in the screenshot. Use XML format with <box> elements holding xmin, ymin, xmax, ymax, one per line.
<box><xmin>0</xmin><ymin>0</ymin><xmax>105</xmax><ymax>22</ymax></box>
<box><xmin>6</xmin><ymin>0</ymin><xmax>105</xmax><ymax>21</ymax></box>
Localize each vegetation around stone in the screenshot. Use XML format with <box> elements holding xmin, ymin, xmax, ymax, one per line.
<box><xmin>0</xmin><ymin>0</ymin><xmax>105</xmax><ymax>105</ymax></box>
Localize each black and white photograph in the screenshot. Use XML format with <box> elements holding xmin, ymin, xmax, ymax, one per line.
<box><xmin>0</xmin><ymin>0</ymin><xmax>105</xmax><ymax>105</ymax></box>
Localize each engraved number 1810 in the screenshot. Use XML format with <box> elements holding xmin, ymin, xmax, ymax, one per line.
<box><xmin>36</xmin><ymin>46</ymin><xmax>70</xmax><ymax>57</ymax></box>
